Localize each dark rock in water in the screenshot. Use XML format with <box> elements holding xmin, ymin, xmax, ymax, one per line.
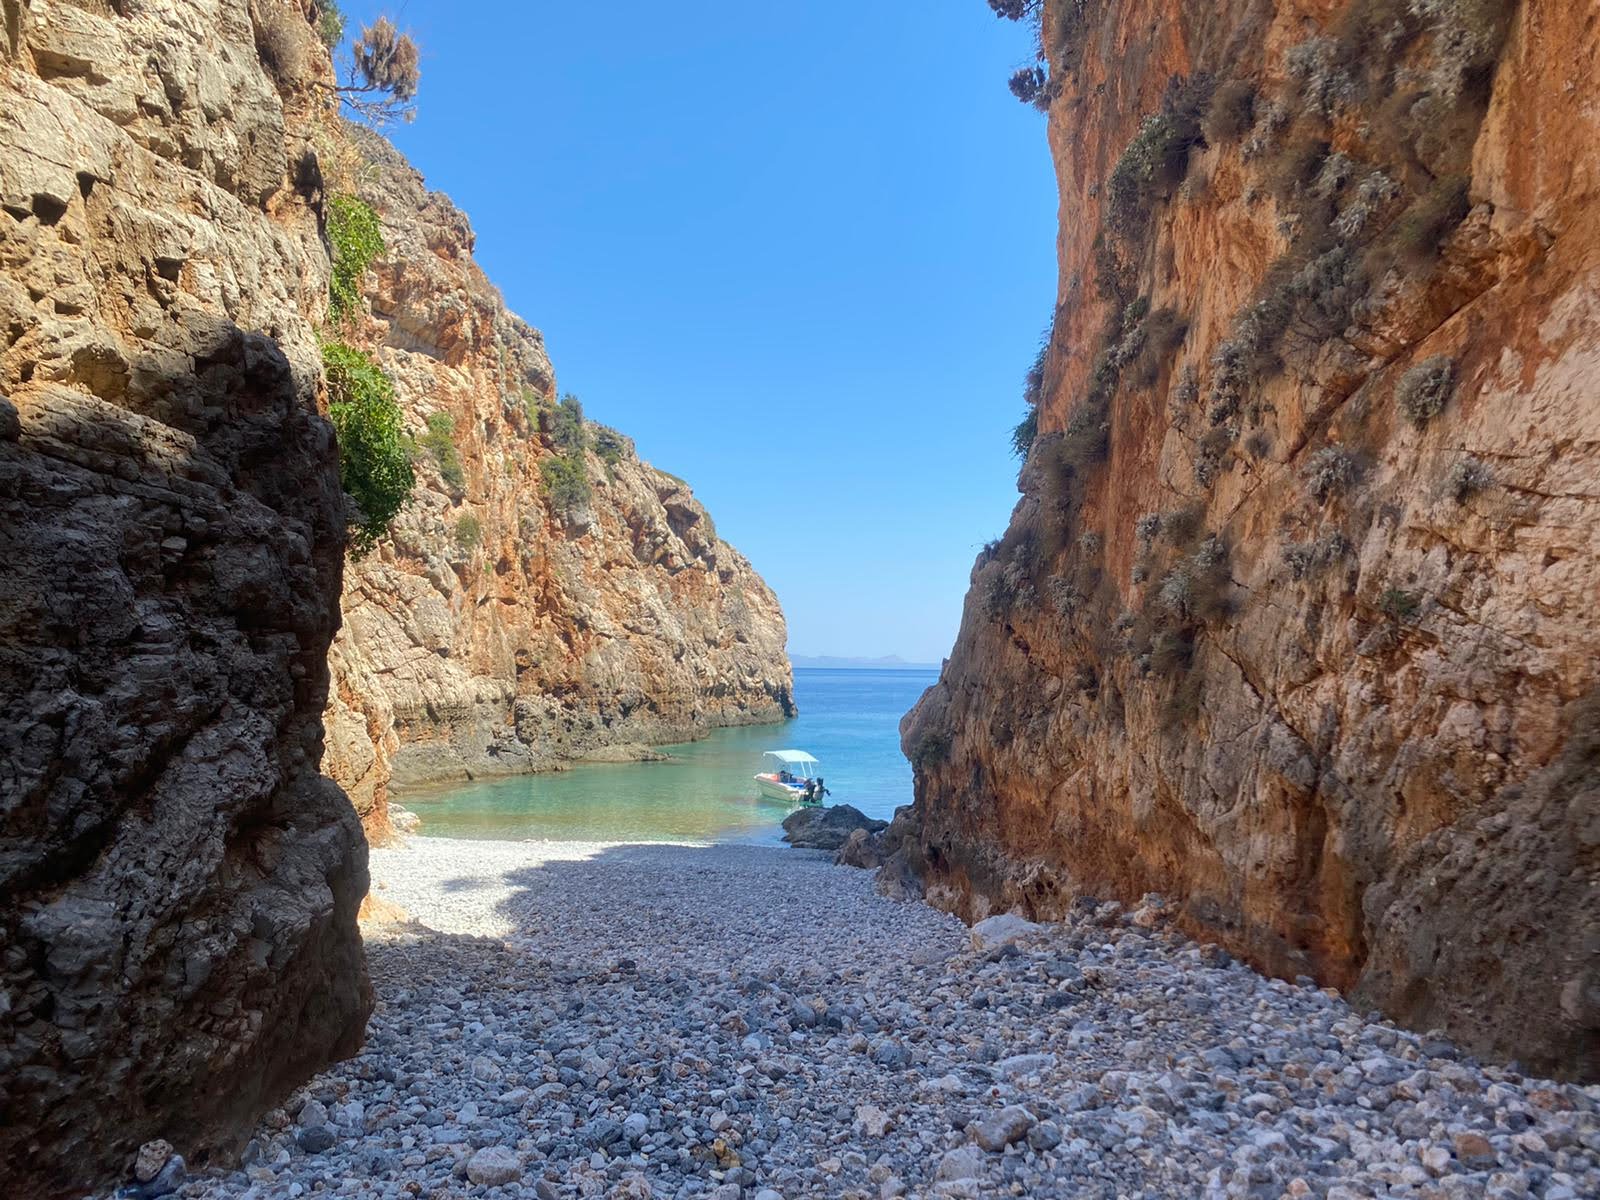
<box><xmin>782</xmin><ymin>804</ymin><xmax>888</xmax><ymax>851</ymax></box>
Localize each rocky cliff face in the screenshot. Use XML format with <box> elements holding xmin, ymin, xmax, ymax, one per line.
<box><xmin>320</xmin><ymin>132</ymin><xmax>793</xmax><ymax>836</ymax></box>
<box><xmin>902</xmin><ymin>0</ymin><xmax>1599</xmax><ymax>1077</ymax></box>
<box><xmin>0</xmin><ymin>0</ymin><xmax>369</xmax><ymax>1193</ymax></box>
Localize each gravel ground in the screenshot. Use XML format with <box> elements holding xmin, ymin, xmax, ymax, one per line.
<box><xmin>156</xmin><ymin>836</ymin><xmax>1598</xmax><ymax>1200</ymax></box>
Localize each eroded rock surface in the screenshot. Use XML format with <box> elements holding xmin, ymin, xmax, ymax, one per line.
<box><xmin>320</xmin><ymin>130</ymin><xmax>793</xmax><ymax>836</ymax></box>
<box><xmin>899</xmin><ymin>0</ymin><xmax>1600</xmax><ymax>1077</ymax></box>
<box><xmin>0</xmin><ymin>1</ymin><xmax>369</xmax><ymax>1194</ymax></box>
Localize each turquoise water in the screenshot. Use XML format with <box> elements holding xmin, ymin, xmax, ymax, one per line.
<box><xmin>403</xmin><ymin>667</ymin><xmax>938</xmax><ymax>844</ymax></box>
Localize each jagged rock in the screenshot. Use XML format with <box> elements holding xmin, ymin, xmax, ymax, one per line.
<box><xmin>898</xmin><ymin>0</ymin><xmax>1600</xmax><ymax>1080</ymax></box>
<box><xmin>320</xmin><ymin>129</ymin><xmax>792</xmax><ymax>837</ymax></box>
<box><xmin>0</xmin><ymin>1</ymin><xmax>368</xmax><ymax>1194</ymax></box>
<box><xmin>782</xmin><ymin>804</ymin><xmax>888</xmax><ymax>851</ymax></box>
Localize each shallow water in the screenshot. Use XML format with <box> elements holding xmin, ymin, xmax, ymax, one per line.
<box><xmin>402</xmin><ymin>666</ymin><xmax>937</xmax><ymax>845</ymax></box>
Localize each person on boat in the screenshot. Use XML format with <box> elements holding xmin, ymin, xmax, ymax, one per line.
<box><xmin>806</xmin><ymin>778</ymin><xmax>830</xmax><ymax>805</ymax></box>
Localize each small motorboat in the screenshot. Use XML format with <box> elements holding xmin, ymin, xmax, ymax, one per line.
<box><xmin>755</xmin><ymin>750</ymin><xmax>826</xmax><ymax>805</ymax></box>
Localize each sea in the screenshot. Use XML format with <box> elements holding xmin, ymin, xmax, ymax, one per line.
<box><xmin>400</xmin><ymin>666</ymin><xmax>939</xmax><ymax>845</ymax></box>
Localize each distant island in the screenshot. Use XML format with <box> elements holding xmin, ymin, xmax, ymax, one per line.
<box><xmin>790</xmin><ymin>654</ymin><xmax>940</xmax><ymax>670</ymax></box>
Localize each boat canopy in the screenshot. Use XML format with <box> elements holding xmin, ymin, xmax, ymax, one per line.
<box><xmin>763</xmin><ymin>750</ymin><xmax>820</xmax><ymax>774</ymax></box>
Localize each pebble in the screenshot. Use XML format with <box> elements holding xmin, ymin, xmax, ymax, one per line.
<box><xmin>130</xmin><ymin>837</ymin><xmax>1600</xmax><ymax>1200</ymax></box>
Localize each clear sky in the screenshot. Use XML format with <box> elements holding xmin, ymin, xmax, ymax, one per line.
<box><xmin>341</xmin><ymin>1</ymin><xmax>1057</xmax><ymax>663</ymax></box>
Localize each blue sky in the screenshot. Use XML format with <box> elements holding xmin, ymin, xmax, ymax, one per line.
<box><xmin>342</xmin><ymin>1</ymin><xmax>1057</xmax><ymax>663</ymax></box>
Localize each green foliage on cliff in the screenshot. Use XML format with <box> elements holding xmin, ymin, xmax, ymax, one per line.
<box><xmin>420</xmin><ymin>410</ymin><xmax>466</xmax><ymax>489</ymax></box>
<box><xmin>1010</xmin><ymin>409</ymin><xmax>1038</xmax><ymax>459</ymax></box>
<box><xmin>547</xmin><ymin>393</ymin><xmax>588</xmax><ymax>455</ymax></box>
<box><xmin>327</xmin><ymin>194</ymin><xmax>384</xmax><ymax>322</ymax></box>
<box><xmin>312</xmin><ymin>0</ymin><xmax>345</xmax><ymax>48</ymax></box>
<box><xmin>454</xmin><ymin>512</ymin><xmax>483</xmax><ymax>550</ymax></box>
<box><xmin>1106</xmin><ymin>78</ymin><xmax>1211</xmax><ymax>241</ymax></box>
<box><xmin>540</xmin><ymin>453</ymin><xmax>591</xmax><ymax>515</ymax></box>
<box><xmin>593</xmin><ymin>426</ymin><xmax>627</xmax><ymax>469</ymax></box>
<box><xmin>323</xmin><ymin>341</ymin><xmax>414</xmax><ymax>554</ymax></box>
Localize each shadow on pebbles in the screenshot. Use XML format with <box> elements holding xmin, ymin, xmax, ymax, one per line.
<box><xmin>152</xmin><ymin>839</ymin><xmax>1598</xmax><ymax>1200</ymax></box>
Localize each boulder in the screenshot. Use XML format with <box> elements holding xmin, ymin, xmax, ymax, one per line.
<box><xmin>835</xmin><ymin>826</ymin><xmax>884</xmax><ymax>868</ymax></box>
<box><xmin>782</xmin><ymin>804</ymin><xmax>888</xmax><ymax>851</ymax></box>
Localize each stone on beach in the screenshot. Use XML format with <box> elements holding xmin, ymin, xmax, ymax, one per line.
<box><xmin>968</xmin><ymin>913</ymin><xmax>1044</xmax><ymax>952</ymax></box>
<box><xmin>464</xmin><ymin>1145</ymin><xmax>522</xmax><ymax>1186</ymax></box>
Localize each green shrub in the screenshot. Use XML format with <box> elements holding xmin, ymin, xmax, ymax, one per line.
<box><xmin>1107</xmin><ymin>82</ymin><xmax>1210</xmax><ymax>240</ymax></box>
<box><xmin>1058</xmin><ymin>404</ymin><xmax>1108</xmax><ymax>470</ymax></box>
<box><xmin>419</xmin><ymin>410</ymin><xmax>466</xmax><ymax>489</ymax></box>
<box><xmin>1379</xmin><ymin>587</ymin><xmax>1421</xmax><ymax>621</ymax></box>
<box><xmin>1023</xmin><ymin>340</ymin><xmax>1049</xmax><ymax>408</ymax></box>
<box><xmin>908</xmin><ymin>729</ymin><xmax>951</xmax><ymax>769</ymax></box>
<box><xmin>1009</xmin><ymin>66</ymin><xmax>1051</xmax><ymax>109</ymax></box>
<box><xmin>1011</xmin><ymin>409</ymin><xmax>1039</xmax><ymax>459</ymax></box>
<box><xmin>594</xmin><ymin>425</ymin><xmax>627</xmax><ymax>468</ymax></box>
<box><xmin>1396</xmin><ymin>356</ymin><xmax>1457</xmax><ymax>427</ymax></box>
<box><xmin>312</xmin><ymin>0</ymin><xmax>345</xmax><ymax>48</ymax></box>
<box><xmin>454</xmin><ymin>512</ymin><xmax>482</xmax><ymax>550</ymax></box>
<box><xmin>547</xmin><ymin>393</ymin><xmax>588</xmax><ymax>455</ymax></box>
<box><xmin>522</xmin><ymin>386</ymin><xmax>549</xmax><ymax>427</ymax></box>
<box><xmin>326</xmin><ymin>194</ymin><xmax>384</xmax><ymax>322</ymax></box>
<box><xmin>540</xmin><ymin>454</ymin><xmax>591</xmax><ymax>514</ymax></box>
<box><xmin>322</xmin><ymin>341</ymin><xmax>414</xmax><ymax>554</ymax></box>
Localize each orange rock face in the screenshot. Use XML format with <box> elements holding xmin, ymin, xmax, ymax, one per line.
<box><xmin>901</xmin><ymin>0</ymin><xmax>1599</xmax><ymax>1078</ymax></box>
<box><xmin>319</xmin><ymin>133</ymin><xmax>794</xmax><ymax>836</ymax></box>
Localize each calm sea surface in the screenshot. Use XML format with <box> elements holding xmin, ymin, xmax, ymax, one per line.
<box><xmin>402</xmin><ymin>667</ymin><xmax>938</xmax><ymax>845</ymax></box>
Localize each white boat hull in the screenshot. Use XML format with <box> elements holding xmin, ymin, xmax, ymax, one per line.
<box><xmin>754</xmin><ymin>775</ymin><xmax>809</xmax><ymax>804</ymax></box>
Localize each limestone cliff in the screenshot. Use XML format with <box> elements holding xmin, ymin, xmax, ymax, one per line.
<box><xmin>901</xmin><ymin>0</ymin><xmax>1599</xmax><ymax>1077</ymax></box>
<box><xmin>0</xmin><ymin>0</ymin><xmax>369</xmax><ymax>1193</ymax></box>
<box><xmin>319</xmin><ymin>131</ymin><xmax>793</xmax><ymax>836</ymax></box>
